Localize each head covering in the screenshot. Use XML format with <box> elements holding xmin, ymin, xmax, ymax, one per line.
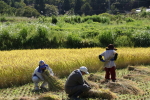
<box><xmin>39</xmin><ymin>60</ymin><xmax>45</xmax><ymax>65</ymax></box>
<box><xmin>80</xmin><ymin>66</ymin><xmax>89</xmax><ymax>74</ymax></box>
<box><xmin>106</xmin><ymin>44</ymin><xmax>117</xmax><ymax>50</ymax></box>
<box><xmin>38</xmin><ymin>65</ymin><xmax>46</xmax><ymax>73</ymax></box>
<box><xmin>38</xmin><ymin>60</ymin><xmax>46</xmax><ymax>73</ymax></box>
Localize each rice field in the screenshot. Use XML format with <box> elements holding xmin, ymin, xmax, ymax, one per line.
<box><xmin>0</xmin><ymin>65</ymin><xmax>150</xmax><ymax>100</ymax></box>
<box><xmin>0</xmin><ymin>47</ymin><xmax>150</xmax><ymax>100</ymax></box>
<box><xmin>0</xmin><ymin>47</ymin><xmax>150</xmax><ymax>88</ymax></box>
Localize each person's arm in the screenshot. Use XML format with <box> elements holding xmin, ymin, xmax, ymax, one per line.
<box><xmin>84</xmin><ymin>80</ymin><xmax>90</xmax><ymax>86</ymax></box>
<box><xmin>114</xmin><ymin>53</ymin><xmax>118</xmax><ymax>60</ymax></box>
<box><xmin>99</xmin><ymin>55</ymin><xmax>105</xmax><ymax>62</ymax></box>
<box><xmin>110</xmin><ymin>51</ymin><xmax>118</xmax><ymax>61</ymax></box>
<box><xmin>99</xmin><ymin>55</ymin><xmax>103</xmax><ymax>60</ymax></box>
<box><xmin>76</xmin><ymin>74</ymin><xmax>85</xmax><ymax>85</ymax></box>
<box><xmin>46</xmin><ymin>65</ymin><xmax>54</xmax><ymax>76</ymax></box>
<box><xmin>98</xmin><ymin>51</ymin><xmax>106</xmax><ymax>62</ymax></box>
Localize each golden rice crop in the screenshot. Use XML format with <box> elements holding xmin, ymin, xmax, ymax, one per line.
<box><xmin>0</xmin><ymin>47</ymin><xmax>150</xmax><ymax>88</ymax></box>
<box><xmin>41</xmin><ymin>70</ymin><xmax>64</xmax><ymax>91</ymax></box>
<box><xmin>80</xmin><ymin>88</ymin><xmax>117</xmax><ymax>99</ymax></box>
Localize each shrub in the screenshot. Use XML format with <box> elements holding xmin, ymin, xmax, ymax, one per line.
<box><xmin>26</xmin><ymin>26</ymin><xmax>50</xmax><ymax>49</ymax></box>
<box><xmin>18</xmin><ymin>28</ymin><xmax>28</xmax><ymax>48</ymax></box>
<box><xmin>132</xmin><ymin>30</ymin><xmax>150</xmax><ymax>47</ymax></box>
<box><xmin>114</xmin><ymin>36</ymin><xmax>134</xmax><ymax>47</ymax></box>
<box><xmin>82</xmin><ymin>15</ymin><xmax>110</xmax><ymax>23</ymax></box>
<box><xmin>125</xmin><ymin>17</ymin><xmax>135</xmax><ymax>22</ymax></box>
<box><xmin>52</xmin><ymin>15</ymin><xmax>58</xmax><ymax>24</ymax></box>
<box><xmin>98</xmin><ymin>30</ymin><xmax>114</xmax><ymax>47</ymax></box>
<box><xmin>23</xmin><ymin>6</ymin><xmax>40</xmax><ymax>17</ymax></box>
<box><xmin>0</xmin><ymin>17</ymin><xmax>7</xmax><ymax>22</ymax></box>
<box><xmin>99</xmin><ymin>13</ymin><xmax>115</xmax><ymax>21</ymax></box>
<box><xmin>74</xmin><ymin>16</ymin><xmax>82</xmax><ymax>23</ymax></box>
<box><xmin>81</xmin><ymin>30</ymin><xmax>99</xmax><ymax>38</ymax></box>
<box><xmin>45</xmin><ymin>4</ymin><xmax>58</xmax><ymax>16</ymax></box>
<box><xmin>0</xmin><ymin>30</ymin><xmax>12</xmax><ymax>50</ymax></box>
<box><xmin>66</xmin><ymin>33</ymin><xmax>82</xmax><ymax>48</ymax></box>
<box><xmin>80</xmin><ymin>39</ymin><xmax>100</xmax><ymax>47</ymax></box>
<box><xmin>64</xmin><ymin>16</ymin><xmax>82</xmax><ymax>23</ymax></box>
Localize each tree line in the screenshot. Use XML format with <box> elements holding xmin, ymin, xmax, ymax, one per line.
<box><xmin>0</xmin><ymin>0</ymin><xmax>150</xmax><ymax>17</ymax></box>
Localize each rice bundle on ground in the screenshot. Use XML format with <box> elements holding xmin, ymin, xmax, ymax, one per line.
<box><xmin>123</xmin><ymin>74</ymin><xmax>150</xmax><ymax>82</ymax></box>
<box><xmin>128</xmin><ymin>66</ymin><xmax>150</xmax><ymax>75</ymax></box>
<box><xmin>14</xmin><ymin>97</ymin><xmax>35</xmax><ymax>100</ymax></box>
<box><xmin>105</xmin><ymin>79</ymin><xmax>144</xmax><ymax>95</ymax></box>
<box><xmin>79</xmin><ymin>89</ymin><xmax>117</xmax><ymax>100</ymax></box>
<box><xmin>41</xmin><ymin>70</ymin><xmax>64</xmax><ymax>91</ymax></box>
<box><xmin>88</xmin><ymin>81</ymin><xmax>100</xmax><ymax>89</ymax></box>
<box><xmin>87</xmin><ymin>74</ymin><xmax>103</xmax><ymax>82</ymax></box>
<box><xmin>37</xmin><ymin>92</ymin><xmax>60</xmax><ymax>100</ymax></box>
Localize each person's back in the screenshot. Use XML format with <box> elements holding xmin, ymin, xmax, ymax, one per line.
<box><xmin>65</xmin><ymin>66</ymin><xmax>91</xmax><ymax>100</ymax></box>
<box><xmin>101</xmin><ymin>50</ymin><xmax>117</xmax><ymax>68</ymax></box>
<box><xmin>65</xmin><ymin>69</ymin><xmax>84</xmax><ymax>87</ymax></box>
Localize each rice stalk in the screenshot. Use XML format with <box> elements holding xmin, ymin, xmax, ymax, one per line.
<box><xmin>80</xmin><ymin>89</ymin><xmax>117</xmax><ymax>100</ymax></box>
<box><xmin>41</xmin><ymin>70</ymin><xmax>64</xmax><ymax>91</ymax></box>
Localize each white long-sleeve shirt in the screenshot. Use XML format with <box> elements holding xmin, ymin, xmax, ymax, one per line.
<box><xmin>33</xmin><ymin>65</ymin><xmax>54</xmax><ymax>81</ymax></box>
<box><xmin>100</xmin><ymin>50</ymin><xmax>117</xmax><ymax>68</ymax></box>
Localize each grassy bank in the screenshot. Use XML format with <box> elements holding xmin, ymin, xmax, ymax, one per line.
<box><xmin>0</xmin><ymin>14</ymin><xmax>150</xmax><ymax>50</ymax></box>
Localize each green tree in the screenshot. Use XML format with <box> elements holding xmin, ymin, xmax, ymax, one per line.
<box><xmin>23</xmin><ymin>6</ymin><xmax>40</xmax><ymax>17</ymax></box>
<box><xmin>45</xmin><ymin>4</ymin><xmax>58</xmax><ymax>16</ymax></box>
<box><xmin>34</xmin><ymin>0</ymin><xmax>45</xmax><ymax>15</ymax></box>
<box><xmin>63</xmin><ymin>0</ymin><xmax>70</xmax><ymax>11</ymax></box>
<box><xmin>91</xmin><ymin>0</ymin><xmax>107</xmax><ymax>14</ymax></box>
<box><xmin>74</xmin><ymin>0</ymin><xmax>83</xmax><ymax>15</ymax></box>
<box><xmin>0</xmin><ymin>1</ymin><xmax>9</xmax><ymax>14</ymax></box>
<box><xmin>0</xmin><ymin>1</ymin><xmax>15</xmax><ymax>15</ymax></box>
<box><xmin>15</xmin><ymin>8</ymin><xmax>25</xmax><ymax>16</ymax></box>
<box><xmin>3</xmin><ymin>0</ymin><xmax>12</xmax><ymax>5</ymax></box>
<box><xmin>24</xmin><ymin>0</ymin><xmax>35</xmax><ymax>5</ymax></box>
<box><xmin>81</xmin><ymin>2</ymin><xmax>92</xmax><ymax>15</ymax></box>
<box><xmin>14</xmin><ymin>1</ymin><xmax>26</xmax><ymax>8</ymax></box>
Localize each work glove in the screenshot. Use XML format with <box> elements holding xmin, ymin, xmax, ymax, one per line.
<box><xmin>100</xmin><ymin>60</ymin><xmax>105</xmax><ymax>62</ymax></box>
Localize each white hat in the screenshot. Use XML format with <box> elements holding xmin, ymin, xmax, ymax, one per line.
<box><xmin>80</xmin><ymin>66</ymin><xmax>89</xmax><ymax>74</ymax></box>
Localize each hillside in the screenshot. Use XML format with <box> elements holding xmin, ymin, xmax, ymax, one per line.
<box><xmin>0</xmin><ymin>0</ymin><xmax>150</xmax><ymax>17</ymax></box>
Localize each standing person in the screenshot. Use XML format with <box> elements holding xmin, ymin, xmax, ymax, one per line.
<box><xmin>32</xmin><ymin>60</ymin><xmax>54</xmax><ymax>91</ymax></box>
<box><xmin>65</xmin><ymin>66</ymin><xmax>91</xmax><ymax>100</ymax></box>
<box><xmin>99</xmin><ymin>44</ymin><xmax>118</xmax><ymax>82</ymax></box>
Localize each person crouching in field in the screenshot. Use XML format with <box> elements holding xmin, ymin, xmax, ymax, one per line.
<box><xmin>32</xmin><ymin>60</ymin><xmax>54</xmax><ymax>91</ymax></box>
<box><xmin>99</xmin><ymin>44</ymin><xmax>118</xmax><ymax>82</ymax></box>
<box><xmin>65</xmin><ymin>66</ymin><xmax>91</xmax><ymax>100</ymax></box>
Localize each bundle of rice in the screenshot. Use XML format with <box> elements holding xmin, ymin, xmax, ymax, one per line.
<box><xmin>88</xmin><ymin>81</ymin><xmax>100</xmax><ymax>89</ymax></box>
<box><xmin>128</xmin><ymin>66</ymin><xmax>150</xmax><ymax>75</ymax></box>
<box><xmin>123</xmin><ymin>74</ymin><xmax>150</xmax><ymax>82</ymax></box>
<box><xmin>38</xmin><ymin>92</ymin><xmax>60</xmax><ymax>100</ymax></box>
<box><xmin>79</xmin><ymin>89</ymin><xmax>117</xmax><ymax>100</ymax></box>
<box><xmin>106</xmin><ymin>79</ymin><xmax>144</xmax><ymax>95</ymax></box>
<box><xmin>14</xmin><ymin>97</ymin><xmax>35</xmax><ymax>100</ymax></box>
<box><xmin>87</xmin><ymin>74</ymin><xmax>103</xmax><ymax>82</ymax></box>
<box><xmin>41</xmin><ymin>70</ymin><xmax>64</xmax><ymax>91</ymax></box>
<box><xmin>128</xmin><ymin>66</ymin><xmax>135</xmax><ymax>71</ymax></box>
